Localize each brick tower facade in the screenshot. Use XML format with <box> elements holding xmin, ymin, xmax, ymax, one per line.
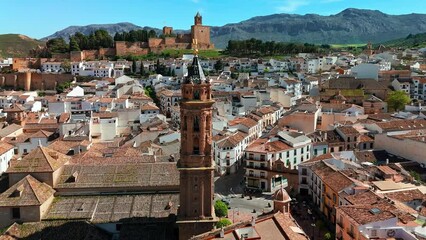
<box><xmin>177</xmin><ymin>48</ymin><xmax>217</xmax><ymax>240</ymax></box>
<box><xmin>191</xmin><ymin>13</ymin><xmax>211</xmax><ymax>48</ymax></box>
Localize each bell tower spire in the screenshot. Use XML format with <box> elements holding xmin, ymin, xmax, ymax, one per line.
<box><xmin>194</xmin><ymin>12</ymin><xmax>202</xmax><ymax>25</ymax></box>
<box><xmin>177</xmin><ymin>38</ymin><xmax>217</xmax><ymax>240</ymax></box>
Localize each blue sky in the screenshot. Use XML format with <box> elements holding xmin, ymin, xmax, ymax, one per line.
<box><xmin>2</xmin><ymin>0</ymin><xmax>426</xmax><ymax>39</ymax></box>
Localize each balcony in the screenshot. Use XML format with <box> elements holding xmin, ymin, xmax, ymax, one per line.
<box><xmin>245</xmin><ymin>165</ymin><xmax>268</xmax><ymax>170</ymax></box>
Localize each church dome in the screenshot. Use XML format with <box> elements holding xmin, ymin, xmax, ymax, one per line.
<box><xmin>274</xmin><ymin>186</ymin><xmax>291</xmax><ymax>202</ymax></box>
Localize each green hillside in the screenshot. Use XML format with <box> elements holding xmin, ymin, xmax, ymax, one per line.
<box><xmin>0</xmin><ymin>34</ymin><xmax>45</xmax><ymax>58</ymax></box>
<box><xmin>382</xmin><ymin>32</ymin><xmax>426</xmax><ymax>48</ymax></box>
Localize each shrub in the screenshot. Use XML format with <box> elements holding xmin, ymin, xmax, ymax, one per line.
<box><xmin>214</xmin><ymin>200</ymin><xmax>228</xmax><ymax>217</ymax></box>
<box><xmin>215</xmin><ymin>218</ymin><xmax>232</xmax><ymax>228</ymax></box>
<box><xmin>324</xmin><ymin>232</ymin><xmax>333</xmax><ymax>240</ymax></box>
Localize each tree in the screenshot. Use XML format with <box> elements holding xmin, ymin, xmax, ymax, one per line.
<box><xmin>148</xmin><ymin>30</ymin><xmax>157</xmax><ymax>38</ymax></box>
<box><xmin>214</xmin><ymin>59</ymin><xmax>224</xmax><ymax>72</ymax></box>
<box><xmin>215</xmin><ymin>218</ymin><xmax>232</xmax><ymax>228</ymax></box>
<box><xmin>69</xmin><ymin>36</ymin><xmax>80</xmax><ymax>52</ymax></box>
<box><xmin>132</xmin><ymin>60</ymin><xmax>137</xmax><ymax>73</ymax></box>
<box><xmin>324</xmin><ymin>232</ymin><xmax>333</xmax><ymax>240</ymax></box>
<box><xmin>60</xmin><ymin>60</ymin><xmax>71</xmax><ymax>73</ymax></box>
<box><xmin>214</xmin><ymin>200</ymin><xmax>228</xmax><ymax>217</ymax></box>
<box><xmin>156</xmin><ymin>59</ymin><xmax>161</xmax><ymax>73</ymax></box>
<box><xmin>387</xmin><ymin>91</ymin><xmax>411</xmax><ymax>112</ymax></box>
<box><xmin>140</xmin><ymin>62</ymin><xmax>145</xmax><ymax>76</ymax></box>
<box><xmin>46</xmin><ymin>38</ymin><xmax>68</xmax><ymax>53</ymax></box>
<box><xmin>56</xmin><ymin>81</ymin><xmax>72</xmax><ymax>94</ymax></box>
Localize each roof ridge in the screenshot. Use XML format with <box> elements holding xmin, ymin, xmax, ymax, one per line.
<box><xmin>25</xmin><ymin>175</ymin><xmax>44</xmax><ymax>204</ymax></box>
<box><xmin>39</xmin><ymin>147</ymin><xmax>56</xmax><ymax>171</ymax></box>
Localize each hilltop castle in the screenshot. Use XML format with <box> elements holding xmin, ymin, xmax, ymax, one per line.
<box><xmin>70</xmin><ymin>13</ymin><xmax>214</xmax><ymax>61</ymax></box>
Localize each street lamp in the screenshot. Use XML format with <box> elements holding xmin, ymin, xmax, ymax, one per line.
<box><xmin>311</xmin><ymin>223</ymin><xmax>316</xmax><ymax>240</ymax></box>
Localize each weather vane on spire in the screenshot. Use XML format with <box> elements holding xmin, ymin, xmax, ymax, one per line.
<box><xmin>192</xmin><ymin>38</ymin><xmax>199</xmax><ymax>56</ymax></box>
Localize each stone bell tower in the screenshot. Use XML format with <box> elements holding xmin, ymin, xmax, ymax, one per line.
<box><xmin>194</xmin><ymin>12</ymin><xmax>202</xmax><ymax>25</ymax></box>
<box><xmin>177</xmin><ymin>40</ymin><xmax>217</xmax><ymax>240</ymax></box>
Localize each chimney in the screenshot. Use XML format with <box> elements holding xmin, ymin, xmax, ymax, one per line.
<box><xmin>219</xmin><ymin>228</ymin><xmax>225</xmax><ymax>238</ymax></box>
<box><xmin>386</xmin><ymin>159</ymin><xmax>389</xmax><ymax>165</ymax></box>
<box><xmin>251</xmin><ymin>216</ymin><xmax>256</xmax><ymax>226</ymax></box>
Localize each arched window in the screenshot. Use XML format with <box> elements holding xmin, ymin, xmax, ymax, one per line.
<box><xmin>194</xmin><ymin>90</ymin><xmax>200</xmax><ymax>100</ymax></box>
<box><xmin>193</xmin><ymin>137</ymin><xmax>200</xmax><ymax>154</ymax></box>
<box><xmin>193</xmin><ymin>116</ymin><xmax>200</xmax><ymax>132</ymax></box>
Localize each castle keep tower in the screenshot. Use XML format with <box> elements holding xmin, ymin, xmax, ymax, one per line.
<box><xmin>191</xmin><ymin>12</ymin><xmax>213</xmax><ymax>49</ymax></box>
<box><xmin>177</xmin><ymin>41</ymin><xmax>217</xmax><ymax>240</ymax></box>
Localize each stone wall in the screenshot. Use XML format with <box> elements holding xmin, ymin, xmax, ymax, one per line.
<box><xmin>0</xmin><ymin>73</ymin><xmax>74</xmax><ymax>91</ymax></box>
<box><xmin>116</xmin><ymin>41</ymin><xmax>149</xmax><ymax>56</ymax></box>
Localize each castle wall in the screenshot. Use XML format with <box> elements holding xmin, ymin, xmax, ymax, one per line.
<box><xmin>115</xmin><ymin>41</ymin><xmax>148</xmax><ymax>56</ymax></box>
<box><xmin>148</xmin><ymin>38</ymin><xmax>164</xmax><ymax>48</ymax></box>
<box><xmin>0</xmin><ymin>73</ymin><xmax>74</xmax><ymax>91</ymax></box>
<box><xmin>70</xmin><ymin>51</ymin><xmax>84</xmax><ymax>62</ymax></box>
<box><xmin>51</xmin><ymin>53</ymin><xmax>70</xmax><ymax>61</ymax></box>
<box><xmin>12</xmin><ymin>58</ymin><xmax>41</xmax><ymax>71</ymax></box>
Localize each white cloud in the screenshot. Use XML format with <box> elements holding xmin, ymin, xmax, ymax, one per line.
<box><xmin>192</xmin><ymin>0</ymin><xmax>199</xmax><ymax>3</ymax></box>
<box><xmin>277</xmin><ymin>0</ymin><xmax>309</xmax><ymax>12</ymax></box>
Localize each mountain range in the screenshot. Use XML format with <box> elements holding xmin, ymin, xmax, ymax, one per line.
<box><xmin>41</xmin><ymin>8</ymin><xmax>426</xmax><ymax>48</ymax></box>
<box><xmin>41</xmin><ymin>23</ymin><xmax>160</xmax><ymax>41</ymax></box>
<box><xmin>2</xmin><ymin>8</ymin><xmax>426</xmax><ymax>58</ymax></box>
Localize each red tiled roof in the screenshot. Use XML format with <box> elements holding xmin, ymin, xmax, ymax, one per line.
<box><xmin>0</xmin><ymin>175</ymin><xmax>55</xmax><ymax>207</ymax></box>
<box><xmin>7</xmin><ymin>146</ymin><xmax>70</xmax><ymax>173</ymax></box>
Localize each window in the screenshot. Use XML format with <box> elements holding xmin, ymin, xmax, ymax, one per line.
<box><xmin>277</xmin><ymin>163</ymin><xmax>282</xmax><ymax>171</ymax></box>
<box><xmin>286</xmin><ymin>152</ymin><xmax>289</xmax><ymax>158</ymax></box>
<box><xmin>260</xmin><ymin>155</ymin><xmax>266</xmax><ymax>161</ymax></box>
<box><xmin>116</xmin><ymin>224</ymin><xmax>122</xmax><ymax>231</ymax></box>
<box><xmin>193</xmin><ymin>116</ymin><xmax>200</xmax><ymax>132</ymax></box>
<box><xmin>12</xmin><ymin>208</ymin><xmax>20</xmax><ymax>219</ymax></box>
<box><xmin>323</xmin><ymin>148</ymin><xmax>326</xmax><ymax>154</ymax></box>
<box><xmin>371</xmin><ymin>229</ymin><xmax>377</xmax><ymax>237</ymax></box>
<box><xmin>249</xmin><ymin>153</ymin><xmax>254</xmax><ymax>159</ymax></box>
<box><xmin>194</xmin><ymin>90</ymin><xmax>200</xmax><ymax>100</ymax></box>
<box><xmin>260</xmin><ymin>172</ymin><xmax>265</xmax><ymax>178</ymax></box>
<box><xmin>193</xmin><ymin>146</ymin><xmax>199</xmax><ymax>154</ymax></box>
<box><xmin>302</xmin><ymin>168</ymin><xmax>307</xmax><ymax>175</ymax></box>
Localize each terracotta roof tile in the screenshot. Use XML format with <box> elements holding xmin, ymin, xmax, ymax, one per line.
<box><xmin>7</xmin><ymin>146</ymin><xmax>70</xmax><ymax>173</ymax></box>
<box><xmin>384</xmin><ymin>189</ymin><xmax>425</xmax><ymax>203</ymax></box>
<box><xmin>337</xmin><ymin>201</ymin><xmax>397</xmax><ymax>225</ymax></box>
<box><xmin>0</xmin><ymin>175</ymin><xmax>55</xmax><ymax>207</ymax></box>
<box><xmin>0</xmin><ymin>142</ymin><xmax>14</xmax><ymax>155</ymax></box>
